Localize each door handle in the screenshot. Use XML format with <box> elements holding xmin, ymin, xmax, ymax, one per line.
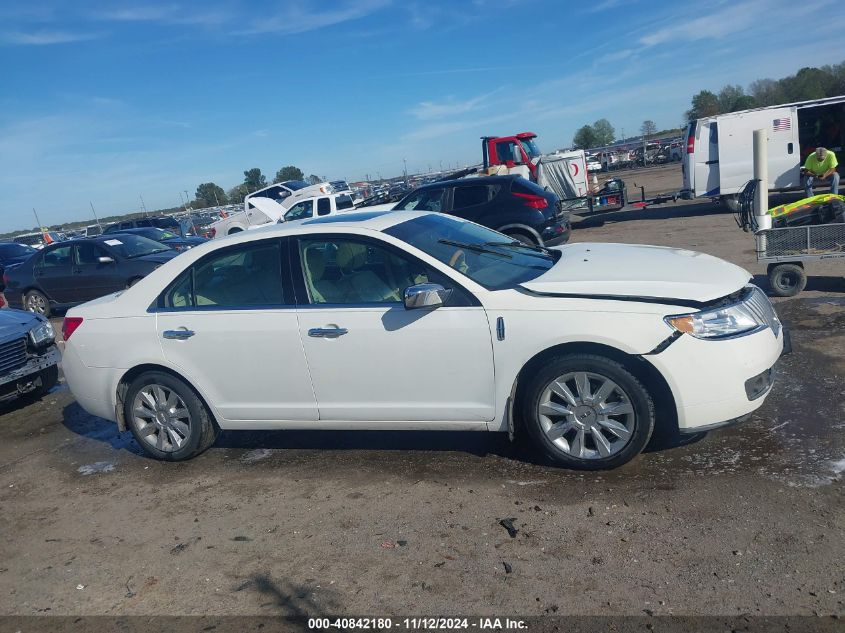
<box><xmin>163</xmin><ymin>329</ymin><xmax>195</xmax><ymax>340</ymax></box>
<box><xmin>308</xmin><ymin>327</ymin><xmax>348</xmax><ymax>338</ymax></box>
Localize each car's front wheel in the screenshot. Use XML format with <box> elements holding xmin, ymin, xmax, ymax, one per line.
<box><xmin>521</xmin><ymin>354</ymin><xmax>655</xmax><ymax>470</ymax></box>
<box><xmin>124</xmin><ymin>371</ymin><xmax>219</xmax><ymax>461</ymax></box>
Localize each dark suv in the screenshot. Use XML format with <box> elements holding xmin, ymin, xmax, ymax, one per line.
<box><xmin>391</xmin><ymin>175</ymin><xmax>570</xmax><ymax>246</ymax></box>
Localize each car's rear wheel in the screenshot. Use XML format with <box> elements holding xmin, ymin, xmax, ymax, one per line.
<box><xmin>24</xmin><ymin>290</ymin><xmax>50</xmax><ymax>317</ymax></box>
<box><xmin>521</xmin><ymin>354</ymin><xmax>655</xmax><ymax>470</ymax></box>
<box><xmin>124</xmin><ymin>371</ymin><xmax>219</xmax><ymax>461</ymax></box>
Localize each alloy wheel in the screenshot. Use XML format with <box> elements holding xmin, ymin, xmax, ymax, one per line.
<box><xmin>537</xmin><ymin>371</ymin><xmax>635</xmax><ymax>460</ymax></box>
<box><xmin>26</xmin><ymin>293</ymin><xmax>47</xmax><ymax>315</ymax></box>
<box><xmin>131</xmin><ymin>384</ymin><xmax>192</xmax><ymax>452</ymax></box>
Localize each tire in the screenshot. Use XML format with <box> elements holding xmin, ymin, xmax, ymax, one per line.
<box><xmin>505</xmin><ymin>231</ymin><xmax>537</xmax><ymax>246</ymax></box>
<box><xmin>124</xmin><ymin>371</ymin><xmax>219</xmax><ymax>461</ymax></box>
<box><xmin>520</xmin><ymin>354</ymin><xmax>655</xmax><ymax>470</ymax></box>
<box><xmin>720</xmin><ymin>195</ymin><xmax>740</xmax><ymax>213</ymax></box>
<box><xmin>768</xmin><ymin>263</ymin><xmax>806</xmax><ymax>297</ymax></box>
<box><xmin>24</xmin><ymin>290</ymin><xmax>50</xmax><ymax>317</ymax></box>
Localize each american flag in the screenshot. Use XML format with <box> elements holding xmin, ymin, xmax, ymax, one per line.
<box><xmin>773</xmin><ymin>117</ymin><xmax>791</xmax><ymax>131</ymax></box>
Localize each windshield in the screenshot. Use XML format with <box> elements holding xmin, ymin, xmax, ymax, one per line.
<box><xmin>384</xmin><ymin>214</ymin><xmax>555</xmax><ymax>290</ymax></box>
<box><xmin>0</xmin><ymin>244</ymin><xmax>38</xmax><ymax>259</ymax></box>
<box><xmin>0</xmin><ymin>243</ymin><xmax>37</xmax><ymax>259</ymax></box>
<box><xmin>521</xmin><ymin>138</ymin><xmax>541</xmax><ymax>159</ymax></box>
<box><xmin>101</xmin><ymin>235</ymin><xmax>171</xmax><ymax>258</ymax></box>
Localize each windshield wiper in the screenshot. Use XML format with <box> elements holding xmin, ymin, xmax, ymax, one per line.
<box><xmin>437</xmin><ymin>239</ymin><xmax>512</xmax><ymax>259</ymax></box>
<box><xmin>483</xmin><ymin>240</ymin><xmax>555</xmax><ymax>259</ymax></box>
<box><xmin>128</xmin><ymin>249</ymin><xmax>169</xmax><ymax>258</ymax></box>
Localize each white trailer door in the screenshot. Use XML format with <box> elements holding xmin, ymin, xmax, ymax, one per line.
<box><xmin>692</xmin><ymin>120</ymin><xmax>720</xmax><ymax>197</ymax></box>
<box><xmin>717</xmin><ymin>107</ymin><xmax>799</xmax><ymax>195</ymax></box>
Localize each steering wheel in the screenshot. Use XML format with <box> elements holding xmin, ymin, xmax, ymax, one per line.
<box><xmin>448</xmin><ymin>249</ymin><xmax>466</xmax><ymax>269</ymax></box>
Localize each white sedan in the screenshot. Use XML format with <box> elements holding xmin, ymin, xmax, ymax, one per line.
<box><xmin>61</xmin><ymin>211</ymin><xmax>786</xmax><ymax>469</ymax></box>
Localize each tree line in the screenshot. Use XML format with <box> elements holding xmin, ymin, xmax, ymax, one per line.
<box><xmin>685</xmin><ymin>60</ymin><xmax>845</xmax><ymax>120</ymax></box>
<box><xmin>570</xmin><ymin>60</ymin><xmax>844</xmax><ymax>151</ymax></box>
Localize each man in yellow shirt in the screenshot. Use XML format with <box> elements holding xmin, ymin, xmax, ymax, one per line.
<box><xmin>803</xmin><ymin>146</ymin><xmax>839</xmax><ymax>197</ymax></box>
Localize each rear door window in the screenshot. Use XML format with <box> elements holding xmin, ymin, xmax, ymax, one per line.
<box><xmin>162</xmin><ymin>241</ymin><xmax>285</xmax><ymax>309</ymax></box>
<box><xmin>453</xmin><ymin>185</ymin><xmax>490</xmax><ymax>209</ymax></box>
<box><xmin>317</xmin><ymin>198</ymin><xmax>332</xmax><ymax>216</ymax></box>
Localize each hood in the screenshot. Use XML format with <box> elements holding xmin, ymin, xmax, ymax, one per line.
<box><xmin>0</xmin><ymin>309</ymin><xmax>39</xmax><ymax>341</ymax></box>
<box><xmin>521</xmin><ymin>242</ymin><xmax>750</xmax><ymax>303</ymax></box>
<box><xmin>248</xmin><ymin>197</ymin><xmax>287</xmax><ymax>223</ymax></box>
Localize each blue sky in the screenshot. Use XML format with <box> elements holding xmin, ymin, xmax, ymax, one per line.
<box><xmin>1</xmin><ymin>0</ymin><xmax>844</xmax><ymax>232</ymax></box>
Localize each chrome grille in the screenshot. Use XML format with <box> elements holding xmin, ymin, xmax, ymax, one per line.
<box><xmin>0</xmin><ymin>337</ymin><xmax>27</xmax><ymax>374</ymax></box>
<box><xmin>745</xmin><ymin>286</ymin><xmax>781</xmax><ymax>336</ymax></box>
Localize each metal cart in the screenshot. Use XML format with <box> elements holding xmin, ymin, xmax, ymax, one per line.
<box><xmin>757</xmin><ymin>223</ymin><xmax>845</xmax><ymax>296</ymax></box>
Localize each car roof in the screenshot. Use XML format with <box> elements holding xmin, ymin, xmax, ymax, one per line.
<box><xmin>244</xmin><ymin>210</ymin><xmax>431</xmax><ymax>237</ymax></box>
<box><xmin>413</xmin><ymin>175</ymin><xmax>518</xmax><ymax>189</ymax></box>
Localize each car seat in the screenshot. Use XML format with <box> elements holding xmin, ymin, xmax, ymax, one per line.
<box><xmin>335</xmin><ymin>242</ymin><xmax>400</xmax><ymax>303</ymax></box>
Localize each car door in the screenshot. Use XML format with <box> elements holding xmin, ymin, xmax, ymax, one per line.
<box><xmin>72</xmin><ymin>242</ymin><xmax>125</xmax><ymax>300</ymax></box>
<box><xmin>33</xmin><ymin>244</ymin><xmax>75</xmax><ymax>303</ymax></box>
<box><xmin>156</xmin><ymin>238</ymin><xmax>317</xmax><ymax>422</ymax></box>
<box><xmin>294</xmin><ymin>234</ymin><xmax>495</xmax><ymax>422</ymax></box>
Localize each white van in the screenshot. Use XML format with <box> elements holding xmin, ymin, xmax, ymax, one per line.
<box><xmin>682</xmin><ymin>95</ymin><xmax>845</xmax><ymax>208</ymax></box>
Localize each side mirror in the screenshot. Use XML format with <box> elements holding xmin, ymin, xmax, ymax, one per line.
<box><xmin>512</xmin><ymin>150</ymin><xmax>524</xmax><ymax>165</ymax></box>
<box><xmin>404</xmin><ymin>283</ymin><xmax>450</xmax><ymax>310</ymax></box>
<box><xmin>98</xmin><ymin>256</ymin><xmax>115</xmax><ymax>264</ymax></box>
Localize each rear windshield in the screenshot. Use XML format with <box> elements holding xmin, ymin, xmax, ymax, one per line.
<box><xmin>283</xmin><ymin>181</ymin><xmax>309</xmax><ymax>191</ymax></box>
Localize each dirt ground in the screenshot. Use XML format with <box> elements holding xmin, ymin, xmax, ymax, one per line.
<box><xmin>1</xmin><ymin>163</ymin><xmax>843</xmax><ymax>620</ymax></box>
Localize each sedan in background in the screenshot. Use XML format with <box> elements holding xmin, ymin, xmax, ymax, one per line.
<box><xmin>4</xmin><ymin>235</ymin><xmax>179</xmax><ymax>316</ymax></box>
<box><xmin>107</xmin><ymin>227</ymin><xmax>208</xmax><ymax>251</ymax></box>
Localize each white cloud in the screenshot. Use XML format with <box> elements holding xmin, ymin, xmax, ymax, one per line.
<box><xmin>409</xmin><ymin>89</ymin><xmax>503</xmax><ymax>120</ymax></box>
<box><xmin>239</xmin><ymin>0</ymin><xmax>391</xmax><ymax>35</ymax></box>
<box><xmin>0</xmin><ymin>30</ymin><xmax>99</xmax><ymax>45</ymax></box>
<box><xmin>93</xmin><ymin>5</ymin><xmax>180</xmax><ymax>21</ymax></box>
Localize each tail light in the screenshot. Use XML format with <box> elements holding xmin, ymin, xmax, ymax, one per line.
<box><xmin>686</xmin><ymin>127</ymin><xmax>695</xmax><ymax>154</ymax></box>
<box><xmin>62</xmin><ymin>317</ymin><xmax>83</xmax><ymax>341</ymax></box>
<box><xmin>512</xmin><ymin>191</ymin><xmax>549</xmax><ymax>209</ymax></box>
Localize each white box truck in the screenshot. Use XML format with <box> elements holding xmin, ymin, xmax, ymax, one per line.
<box><xmin>682</xmin><ymin>95</ymin><xmax>844</xmax><ymax>209</ymax></box>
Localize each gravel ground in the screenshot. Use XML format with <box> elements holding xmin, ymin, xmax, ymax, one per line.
<box><xmin>0</xmin><ymin>164</ymin><xmax>843</xmax><ymax>619</ymax></box>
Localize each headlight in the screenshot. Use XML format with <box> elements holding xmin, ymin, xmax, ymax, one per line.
<box><xmin>665</xmin><ymin>303</ymin><xmax>765</xmax><ymax>339</ymax></box>
<box><xmin>29</xmin><ymin>320</ymin><xmax>55</xmax><ymax>347</ymax></box>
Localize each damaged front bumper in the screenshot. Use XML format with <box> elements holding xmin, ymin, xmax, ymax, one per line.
<box><xmin>0</xmin><ymin>345</ymin><xmax>60</xmax><ymax>401</ymax></box>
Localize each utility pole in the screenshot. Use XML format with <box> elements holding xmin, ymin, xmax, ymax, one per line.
<box><xmin>89</xmin><ymin>201</ymin><xmax>102</xmax><ymax>230</ymax></box>
<box><xmin>213</xmin><ymin>190</ymin><xmax>220</xmax><ymax>206</ymax></box>
<box><xmin>184</xmin><ymin>191</ymin><xmax>190</xmax><ymax>211</ymax></box>
<box><xmin>403</xmin><ymin>158</ymin><xmax>408</xmax><ymax>186</ymax></box>
<box><xmin>32</xmin><ymin>208</ymin><xmax>43</xmax><ymax>231</ymax></box>
<box><xmin>139</xmin><ymin>194</ymin><xmax>148</xmax><ymax>216</ymax></box>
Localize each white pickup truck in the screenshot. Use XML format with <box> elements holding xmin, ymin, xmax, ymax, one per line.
<box><xmin>208</xmin><ymin>180</ymin><xmax>335</xmax><ymax>237</ymax></box>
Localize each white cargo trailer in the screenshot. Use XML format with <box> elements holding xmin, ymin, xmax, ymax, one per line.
<box><xmin>681</xmin><ymin>95</ymin><xmax>845</xmax><ymax>209</ymax></box>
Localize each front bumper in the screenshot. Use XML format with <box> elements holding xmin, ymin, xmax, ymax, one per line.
<box><xmin>645</xmin><ymin>324</ymin><xmax>785</xmax><ymax>432</ymax></box>
<box><xmin>0</xmin><ymin>344</ymin><xmax>60</xmax><ymax>395</ymax></box>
